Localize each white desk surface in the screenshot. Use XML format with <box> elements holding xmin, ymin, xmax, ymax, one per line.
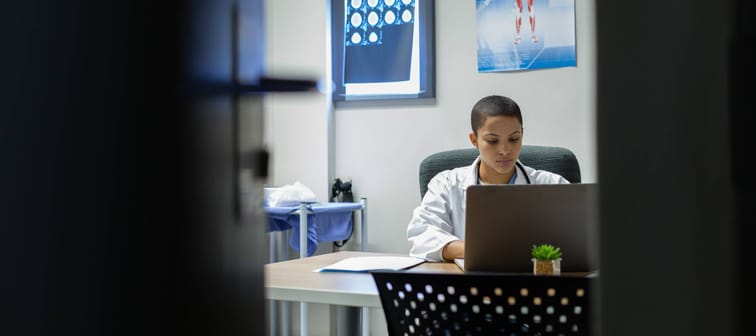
<box><xmin>264</xmin><ymin>251</ymin><xmax>460</xmax><ymax>308</ymax></box>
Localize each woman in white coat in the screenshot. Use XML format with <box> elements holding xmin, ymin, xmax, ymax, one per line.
<box><xmin>407</xmin><ymin>95</ymin><xmax>569</xmax><ymax>262</ymax></box>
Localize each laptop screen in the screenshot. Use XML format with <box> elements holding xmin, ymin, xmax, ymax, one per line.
<box><xmin>462</xmin><ymin>183</ymin><xmax>600</xmax><ymax>273</ymax></box>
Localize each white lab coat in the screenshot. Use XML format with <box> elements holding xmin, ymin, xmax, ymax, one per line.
<box><xmin>407</xmin><ymin>156</ymin><xmax>569</xmax><ymax>261</ymax></box>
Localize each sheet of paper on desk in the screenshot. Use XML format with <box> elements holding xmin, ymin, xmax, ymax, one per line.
<box><xmin>314</xmin><ymin>256</ymin><xmax>425</xmax><ymax>273</ymax></box>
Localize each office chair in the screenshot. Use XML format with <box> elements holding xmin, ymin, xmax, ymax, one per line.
<box><xmin>371</xmin><ymin>271</ymin><xmax>596</xmax><ymax>335</ymax></box>
<box><xmin>418</xmin><ymin>145</ymin><xmax>581</xmax><ymax>199</ymax></box>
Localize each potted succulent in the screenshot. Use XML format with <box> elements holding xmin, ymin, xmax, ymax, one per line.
<box><xmin>531</xmin><ymin>244</ymin><xmax>562</xmax><ymax>276</ymax></box>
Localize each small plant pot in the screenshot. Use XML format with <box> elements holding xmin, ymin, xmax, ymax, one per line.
<box><xmin>532</xmin><ymin>258</ymin><xmax>561</xmax><ymax>276</ymax></box>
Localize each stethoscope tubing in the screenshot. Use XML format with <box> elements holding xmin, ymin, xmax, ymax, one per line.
<box><xmin>516</xmin><ymin>161</ymin><xmax>532</xmax><ymax>185</ymax></box>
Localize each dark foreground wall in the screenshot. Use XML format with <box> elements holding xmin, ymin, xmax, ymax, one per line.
<box><xmin>2</xmin><ymin>1</ymin><xmax>270</xmax><ymax>335</ymax></box>
<box><xmin>597</xmin><ymin>0</ymin><xmax>754</xmax><ymax>335</ymax></box>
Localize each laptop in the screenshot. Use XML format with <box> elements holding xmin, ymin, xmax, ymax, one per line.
<box><xmin>458</xmin><ymin>183</ymin><xmax>599</xmax><ymax>273</ymax></box>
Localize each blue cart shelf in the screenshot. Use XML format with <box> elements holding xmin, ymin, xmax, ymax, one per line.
<box><xmin>264</xmin><ymin>198</ymin><xmax>367</xmax><ymax>258</ymax></box>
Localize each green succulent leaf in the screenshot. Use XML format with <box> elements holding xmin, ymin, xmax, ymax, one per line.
<box><xmin>531</xmin><ymin>244</ymin><xmax>563</xmax><ymax>260</ymax></box>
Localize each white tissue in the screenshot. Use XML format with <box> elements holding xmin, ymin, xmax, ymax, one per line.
<box><xmin>266</xmin><ymin>181</ymin><xmax>317</xmax><ymax>207</ymax></box>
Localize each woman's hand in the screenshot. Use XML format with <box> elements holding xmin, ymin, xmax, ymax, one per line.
<box><xmin>442</xmin><ymin>240</ymin><xmax>465</xmax><ymax>262</ymax></box>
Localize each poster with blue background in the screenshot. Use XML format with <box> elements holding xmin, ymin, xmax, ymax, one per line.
<box><xmin>476</xmin><ymin>0</ymin><xmax>576</xmax><ymax>72</ymax></box>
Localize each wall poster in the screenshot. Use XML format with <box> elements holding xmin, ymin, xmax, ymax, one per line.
<box><xmin>476</xmin><ymin>0</ymin><xmax>576</xmax><ymax>72</ymax></box>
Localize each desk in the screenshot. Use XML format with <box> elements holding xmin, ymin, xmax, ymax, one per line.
<box><xmin>264</xmin><ymin>251</ymin><xmax>459</xmax><ymax>335</ymax></box>
<box><xmin>265</xmin><ymin>251</ymin><xmax>459</xmax><ymax>307</ymax></box>
<box><xmin>264</xmin><ymin>251</ymin><xmax>594</xmax><ymax>335</ymax></box>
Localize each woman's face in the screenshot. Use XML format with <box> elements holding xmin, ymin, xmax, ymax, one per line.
<box><xmin>469</xmin><ymin>115</ymin><xmax>523</xmax><ymax>182</ymax></box>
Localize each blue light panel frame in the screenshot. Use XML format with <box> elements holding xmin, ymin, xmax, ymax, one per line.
<box><xmin>331</xmin><ymin>0</ymin><xmax>435</xmax><ymax>102</ymax></box>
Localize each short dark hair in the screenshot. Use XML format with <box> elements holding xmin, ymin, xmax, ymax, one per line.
<box><xmin>470</xmin><ymin>95</ymin><xmax>523</xmax><ymax>135</ymax></box>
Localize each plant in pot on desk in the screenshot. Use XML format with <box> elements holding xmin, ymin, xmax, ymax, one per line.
<box><xmin>531</xmin><ymin>244</ymin><xmax>562</xmax><ymax>276</ymax></box>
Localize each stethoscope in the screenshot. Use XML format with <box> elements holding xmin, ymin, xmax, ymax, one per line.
<box><xmin>516</xmin><ymin>161</ymin><xmax>532</xmax><ymax>184</ymax></box>
<box><xmin>477</xmin><ymin>161</ymin><xmax>532</xmax><ymax>185</ymax></box>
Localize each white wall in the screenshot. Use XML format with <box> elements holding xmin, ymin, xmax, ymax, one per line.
<box><xmin>264</xmin><ymin>1</ymin><xmax>595</xmax><ymax>334</ymax></box>
<box><xmin>263</xmin><ymin>0</ymin><xmax>330</xmax><ymax>199</ymax></box>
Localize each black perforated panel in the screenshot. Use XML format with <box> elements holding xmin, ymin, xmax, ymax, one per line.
<box><xmin>371</xmin><ymin>271</ymin><xmax>595</xmax><ymax>336</ymax></box>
